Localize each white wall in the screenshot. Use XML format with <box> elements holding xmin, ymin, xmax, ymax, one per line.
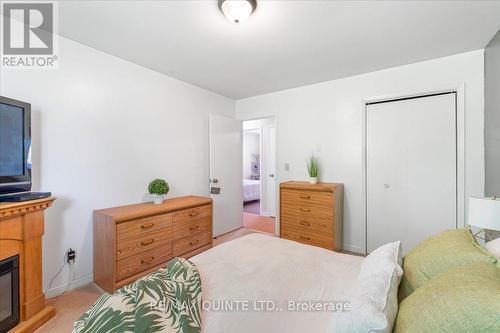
<box><xmin>0</xmin><ymin>36</ymin><xmax>234</xmax><ymax>296</ymax></box>
<box><xmin>236</xmin><ymin>50</ymin><xmax>485</xmax><ymax>253</ymax></box>
<box><xmin>485</xmin><ymin>29</ymin><xmax>500</xmax><ymax>197</ymax></box>
<box><xmin>242</xmin><ymin>131</ymin><xmax>259</xmax><ymax>180</ymax></box>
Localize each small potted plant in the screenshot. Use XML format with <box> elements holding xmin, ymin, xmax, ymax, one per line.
<box><xmin>148</xmin><ymin>179</ymin><xmax>169</xmax><ymax>204</ymax></box>
<box><xmin>307</xmin><ymin>156</ymin><xmax>319</xmax><ymax>184</ymax></box>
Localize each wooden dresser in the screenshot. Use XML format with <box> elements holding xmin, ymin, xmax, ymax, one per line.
<box><xmin>280</xmin><ymin>181</ymin><xmax>343</xmax><ymax>251</ymax></box>
<box><xmin>93</xmin><ymin>195</ymin><xmax>212</xmax><ymax>292</ymax></box>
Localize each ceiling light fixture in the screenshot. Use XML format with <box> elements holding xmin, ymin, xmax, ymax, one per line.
<box><xmin>218</xmin><ymin>0</ymin><xmax>257</xmax><ymax>24</ymax></box>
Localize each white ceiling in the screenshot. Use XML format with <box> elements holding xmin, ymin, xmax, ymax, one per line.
<box><xmin>59</xmin><ymin>1</ymin><xmax>500</xmax><ymax>99</ymax></box>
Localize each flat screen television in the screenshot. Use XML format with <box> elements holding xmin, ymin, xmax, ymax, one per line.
<box><xmin>0</xmin><ymin>96</ymin><xmax>31</xmax><ymax>195</ymax></box>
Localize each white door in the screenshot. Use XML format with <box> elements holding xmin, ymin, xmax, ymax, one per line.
<box><xmin>366</xmin><ymin>93</ymin><xmax>457</xmax><ymax>254</ymax></box>
<box><xmin>210</xmin><ymin>114</ymin><xmax>243</xmax><ymax>237</ymax></box>
<box><xmin>268</xmin><ymin>126</ymin><xmax>277</xmax><ymax>217</ymax></box>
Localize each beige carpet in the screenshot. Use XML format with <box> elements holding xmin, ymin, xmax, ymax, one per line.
<box><xmin>35</xmin><ymin>228</ymin><xmax>260</xmax><ymax>332</ymax></box>
<box><xmin>37</xmin><ymin>283</ymin><xmax>103</xmax><ymax>333</ymax></box>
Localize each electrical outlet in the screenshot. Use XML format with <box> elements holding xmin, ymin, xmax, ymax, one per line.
<box><xmin>67</xmin><ymin>248</ymin><xmax>76</xmax><ymax>264</ymax></box>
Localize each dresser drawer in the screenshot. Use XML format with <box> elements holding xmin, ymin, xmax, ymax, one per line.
<box><xmin>116</xmin><ymin>214</ymin><xmax>172</xmax><ymax>240</ymax></box>
<box><xmin>116</xmin><ymin>245</ymin><xmax>173</xmax><ymax>281</ymax></box>
<box><xmin>173</xmin><ymin>217</ymin><xmax>211</xmax><ymax>241</ymax></box>
<box><xmin>116</xmin><ymin>227</ymin><xmax>173</xmax><ymax>260</ymax></box>
<box><xmin>172</xmin><ymin>205</ymin><xmax>211</xmax><ymax>225</ymax></box>
<box><xmin>281</xmin><ymin>226</ymin><xmax>334</xmax><ymax>250</ymax></box>
<box><xmin>280</xmin><ymin>212</ymin><xmax>333</xmax><ymax>232</ymax></box>
<box><xmin>281</xmin><ymin>189</ymin><xmax>333</xmax><ymax>206</ymax></box>
<box><xmin>173</xmin><ymin>232</ymin><xmax>211</xmax><ymax>256</ymax></box>
<box><xmin>281</xmin><ymin>200</ymin><xmax>334</xmax><ymax>219</ymax></box>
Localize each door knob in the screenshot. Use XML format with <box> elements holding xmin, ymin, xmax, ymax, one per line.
<box><xmin>212</xmin><ymin>179</ymin><xmax>219</xmax><ymax>184</ymax></box>
<box><xmin>269</xmin><ymin>174</ymin><xmax>275</xmax><ymax>178</ymax></box>
<box><xmin>384</xmin><ymin>184</ymin><xmax>390</xmax><ymax>189</ymax></box>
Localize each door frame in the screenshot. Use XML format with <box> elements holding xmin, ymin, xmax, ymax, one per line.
<box><xmin>362</xmin><ymin>85</ymin><xmax>466</xmax><ymax>254</ymax></box>
<box><xmin>242</xmin><ymin>126</ymin><xmax>263</xmax><ymax>215</ymax></box>
<box><xmin>267</xmin><ymin>125</ymin><xmax>277</xmax><ymax>218</ymax></box>
<box><xmin>241</xmin><ymin>116</ymin><xmax>278</xmax><ymax>236</ymax></box>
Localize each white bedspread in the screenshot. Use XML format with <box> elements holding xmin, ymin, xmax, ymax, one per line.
<box><xmin>190</xmin><ymin>233</ymin><xmax>364</xmax><ymax>333</ymax></box>
<box><xmin>243</xmin><ymin>179</ymin><xmax>260</xmax><ymax>202</ymax></box>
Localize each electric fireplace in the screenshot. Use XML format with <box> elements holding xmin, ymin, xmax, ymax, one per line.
<box><xmin>0</xmin><ymin>255</ymin><xmax>19</xmax><ymax>333</ymax></box>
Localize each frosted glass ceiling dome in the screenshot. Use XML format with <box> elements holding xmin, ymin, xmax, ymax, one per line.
<box><xmin>218</xmin><ymin>0</ymin><xmax>257</xmax><ymax>24</ymax></box>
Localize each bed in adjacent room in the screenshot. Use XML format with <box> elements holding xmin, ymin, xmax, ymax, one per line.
<box><xmin>243</xmin><ymin>179</ymin><xmax>260</xmax><ymax>202</ymax></box>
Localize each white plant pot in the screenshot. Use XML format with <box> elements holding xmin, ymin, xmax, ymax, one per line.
<box><xmin>309</xmin><ymin>177</ymin><xmax>318</xmax><ymax>184</ymax></box>
<box><xmin>151</xmin><ymin>194</ymin><xmax>164</xmax><ymax>205</ymax></box>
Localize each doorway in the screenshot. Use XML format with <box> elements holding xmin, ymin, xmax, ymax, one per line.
<box><xmin>242</xmin><ymin>118</ymin><xmax>276</xmax><ymax>235</ymax></box>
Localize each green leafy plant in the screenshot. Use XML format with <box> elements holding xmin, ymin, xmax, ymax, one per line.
<box><xmin>148</xmin><ymin>179</ymin><xmax>169</xmax><ymax>196</ymax></box>
<box><xmin>307</xmin><ymin>156</ymin><xmax>319</xmax><ymax>177</ymax></box>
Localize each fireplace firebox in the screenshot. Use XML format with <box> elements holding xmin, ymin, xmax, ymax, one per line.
<box><xmin>0</xmin><ymin>255</ymin><xmax>19</xmax><ymax>333</ymax></box>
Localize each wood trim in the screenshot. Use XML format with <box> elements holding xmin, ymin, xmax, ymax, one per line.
<box><xmin>8</xmin><ymin>306</ymin><xmax>55</xmax><ymax>333</ymax></box>
<box><xmin>0</xmin><ymin>197</ymin><xmax>55</xmax><ymax>332</ymax></box>
<box><xmin>280</xmin><ymin>181</ymin><xmax>339</xmax><ymax>193</ymax></box>
<box><xmin>93</xmin><ymin>214</ymin><xmax>116</xmax><ymax>293</ymax></box>
<box><xmin>0</xmin><ymin>197</ymin><xmax>55</xmax><ymax>219</ymax></box>
<box><xmin>94</xmin><ymin>196</ymin><xmax>212</xmax><ymax>222</ymax></box>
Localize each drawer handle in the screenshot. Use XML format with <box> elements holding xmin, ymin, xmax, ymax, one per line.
<box><xmin>189</xmin><ymin>211</ymin><xmax>200</xmax><ymax>217</ymax></box>
<box><xmin>189</xmin><ymin>225</ymin><xmax>200</xmax><ymax>231</ymax></box>
<box><xmin>141</xmin><ymin>256</ymin><xmax>155</xmax><ymax>264</ymax></box>
<box><xmin>190</xmin><ymin>239</ymin><xmax>200</xmax><ymax>246</ymax></box>
<box><xmin>300</xmin><ymin>221</ymin><xmax>310</xmax><ymax>227</ymax></box>
<box><xmin>141</xmin><ymin>239</ymin><xmax>154</xmax><ymax>246</ymax></box>
<box><xmin>300</xmin><ymin>235</ymin><xmax>310</xmax><ymax>241</ymax></box>
<box><xmin>141</xmin><ymin>223</ymin><xmax>154</xmax><ymax>229</ymax></box>
<box><xmin>300</xmin><ymin>208</ymin><xmax>310</xmax><ymax>212</ymax></box>
<box><xmin>300</xmin><ymin>195</ymin><xmax>311</xmax><ymax>199</ymax></box>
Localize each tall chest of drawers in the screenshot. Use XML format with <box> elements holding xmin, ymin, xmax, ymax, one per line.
<box><xmin>280</xmin><ymin>181</ymin><xmax>343</xmax><ymax>251</ymax></box>
<box><xmin>93</xmin><ymin>195</ymin><xmax>212</xmax><ymax>292</ymax></box>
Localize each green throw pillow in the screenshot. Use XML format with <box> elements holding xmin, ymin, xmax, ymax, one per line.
<box><xmin>394</xmin><ymin>262</ymin><xmax>500</xmax><ymax>333</ymax></box>
<box><xmin>399</xmin><ymin>228</ymin><xmax>498</xmax><ymax>300</ymax></box>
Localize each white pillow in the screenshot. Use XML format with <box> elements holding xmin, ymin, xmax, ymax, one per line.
<box><xmin>332</xmin><ymin>241</ymin><xmax>403</xmax><ymax>333</ymax></box>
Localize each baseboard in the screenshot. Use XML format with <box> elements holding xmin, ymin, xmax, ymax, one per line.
<box><xmin>342</xmin><ymin>244</ymin><xmax>365</xmax><ymax>255</ymax></box>
<box><xmin>45</xmin><ymin>273</ymin><xmax>94</xmax><ymax>299</ymax></box>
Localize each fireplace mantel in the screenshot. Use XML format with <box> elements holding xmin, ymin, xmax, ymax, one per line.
<box><xmin>0</xmin><ymin>197</ymin><xmax>56</xmax><ymax>333</ymax></box>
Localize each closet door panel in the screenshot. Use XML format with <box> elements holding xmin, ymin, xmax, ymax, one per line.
<box><xmin>367</xmin><ymin>93</ymin><xmax>457</xmax><ymax>254</ymax></box>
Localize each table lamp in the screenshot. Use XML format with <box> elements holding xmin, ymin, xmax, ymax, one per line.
<box><xmin>468</xmin><ymin>196</ymin><xmax>500</xmax><ymax>253</ymax></box>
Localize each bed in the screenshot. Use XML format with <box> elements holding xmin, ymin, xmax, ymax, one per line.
<box><xmin>190</xmin><ymin>233</ymin><xmax>364</xmax><ymax>333</ymax></box>
<box><xmin>243</xmin><ymin>179</ymin><xmax>260</xmax><ymax>202</ymax></box>
<box><xmin>75</xmin><ymin>229</ymin><xmax>499</xmax><ymax>333</ymax></box>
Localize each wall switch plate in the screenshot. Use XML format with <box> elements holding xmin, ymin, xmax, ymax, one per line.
<box><xmin>285</xmin><ymin>163</ymin><xmax>290</xmax><ymax>171</ymax></box>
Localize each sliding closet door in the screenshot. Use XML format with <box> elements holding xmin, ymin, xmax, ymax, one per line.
<box><xmin>366</xmin><ymin>93</ymin><xmax>457</xmax><ymax>254</ymax></box>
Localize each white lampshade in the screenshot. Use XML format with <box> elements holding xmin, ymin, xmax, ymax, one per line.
<box><xmin>468</xmin><ymin>197</ymin><xmax>500</xmax><ymax>231</ymax></box>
